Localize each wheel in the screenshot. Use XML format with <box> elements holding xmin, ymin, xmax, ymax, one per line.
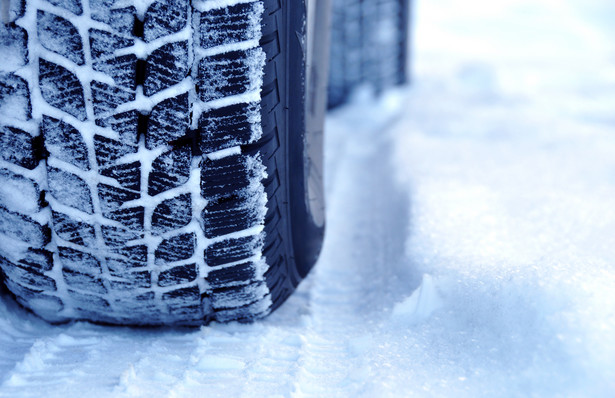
<box><xmin>328</xmin><ymin>0</ymin><xmax>411</xmax><ymax>108</ymax></box>
<box><xmin>0</xmin><ymin>0</ymin><xmax>326</xmax><ymax>325</ymax></box>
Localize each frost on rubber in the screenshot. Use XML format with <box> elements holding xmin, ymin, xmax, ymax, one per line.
<box><xmin>0</xmin><ymin>0</ymin><xmax>296</xmax><ymax>325</ymax></box>
<box><xmin>328</xmin><ymin>0</ymin><xmax>410</xmax><ymax>108</ymax></box>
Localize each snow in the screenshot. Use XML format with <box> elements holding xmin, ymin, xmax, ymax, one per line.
<box><xmin>391</xmin><ymin>274</ymin><xmax>442</xmax><ymax>324</ymax></box>
<box><xmin>205</xmin><ymin>146</ymin><xmax>241</xmax><ymax>160</ymax></box>
<box><xmin>2</xmin><ymin>0</ymin><xmax>615</xmax><ymax>396</ymax></box>
<box><xmin>0</xmin><ymin>169</ymin><xmax>40</xmax><ymax>214</ymax></box>
<box><xmin>193</xmin><ymin>0</ymin><xmax>258</xmax><ymax>13</ymax></box>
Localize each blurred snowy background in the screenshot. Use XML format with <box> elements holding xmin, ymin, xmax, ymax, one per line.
<box><xmin>2</xmin><ymin>0</ymin><xmax>615</xmax><ymax>396</ymax></box>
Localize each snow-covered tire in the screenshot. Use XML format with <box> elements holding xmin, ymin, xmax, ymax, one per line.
<box><xmin>328</xmin><ymin>0</ymin><xmax>411</xmax><ymax>108</ymax></box>
<box><xmin>0</xmin><ymin>0</ymin><xmax>325</xmax><ymax>325</ymax></box>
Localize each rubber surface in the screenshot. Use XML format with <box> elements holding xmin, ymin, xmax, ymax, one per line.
<box><xmin>328</xmin><ymin>0</ymin><xmax>411</xmax><ymax>109</ymax></box>
<box><xmin>0</xmin><ymin>0</ymin><xmax>322</xmax><ymax>325</ymax></box>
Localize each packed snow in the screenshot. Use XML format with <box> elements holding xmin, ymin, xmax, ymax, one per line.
<box><xmin>2</xmin><ymin>0</ymin><xmax>615</xmax><ymax>396</ymax></box>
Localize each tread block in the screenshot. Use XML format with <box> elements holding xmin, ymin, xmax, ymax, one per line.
<box><xmin>146</xmin><ymin>93</ymin><xmax>190</xmax><ymax>150</ymax></box>
<box><xmin>197</xmin><ymin>48</ymin><xmax>263</xmax><ymax>102</ymax></box>
<box><xmin>259</xmin><ymin>79</ymin><xmax>280</xmax><ymax>116</ymax></box>
<box><xmin>260</xmin><ymin>51</ymin><xmax>276</xmax><ymax>87</ymax></box>
<box><xmin>0</xmin><ymin>257</ymin><xmax>56</xmax><ymax>290</ymax></box>
<box><xmin>39</xmin><ymin>59</ymin><xmax>86</xmax><ymax>121</ymax></box>
<box><xmin>100</xmin><ymin>161</ymin><xmax>140</xmax><ymax>191</ymax></box>
<box><xmin>91</xmin><ymin>80</ymin><xmax>136</xmax><ymax>118</ymax></box>
<box><xmin>108</xmin><ymin>111</ymin><xmax>139</xmax><ymax>143</ymax></box>
<box><xmin>0</xmin><ymin>126</ymin><xmax>37</xmax><ymax>169</ymax></box>
<box><xmin>260</xmin><ymin>52</ymin><xmax>277</xmax><ymax>87</ymax></box>
<box><xmin>206</xmin><ymin>262</ymin><xmax>255</xmax><ymax>289</ymax></box>
<box><xmin>106</xmin><ymin>206</ymin><xmax>144</xmax><ymax>230</ymax></box>
<box><xmin>211</xmin><ymin>281</ymin><xmax>268</xmax><ymax>309</ymax></box>
<box><xmin>0</xmin><ymin>73</ymin><xmax>31</xmax><ymax>122</ymax></box>
<box><xmin>58</xmin><ymin>246</ymin><xmax>101</xmax><ymax>274</ymax></box>
<box><xmin>52</xmin><ymin>210</ymin><xmax>97</xmax><ymax>247</ymax></box>
<box><xmin>0</xmin><ymin>23</ymin><xmax>28</xmax><ymax>70</ymax></box>
<box><xmin>205</xmin><ymin>234</ymin><xmax>263</xmax><ymax>267</ymax></box>
<box><xmin>198</xmin><ymin>102</ymin><xmax>259</xmax><ymax>154</ymax></box>
<box><xmin>0</xmin><ymin>205</ymin><xmax>51</xmax><ymax>246</ymax></box>
<box><xmin>260</xmin><ymin>30</ymin><xmax>280</xmax><ymax>59</ymax></box>
<box><xmin>107</xmin><ymin>260</ymin><xmax>139</xmax><ymax>278</ymax></box>
<box><xmin>18</xmin><ymin>248</ymin><xmax>54</xmax><ymax>273</ymax></box>
<box><xmin>107</xmin><ymin>253</ymin><xmax>147</xmax><ymax>277</ymax></box>
<box><xmin>93</xmin><ymin>54</ymin><xmax>138</xmax><ymax>90</ymax></box>
<box><xmin>0</xmin><ymin>168</ymin><xmax>41</xmax><ymax>214</ymax></box>
<box><xmin>63</xmin><ymin>268</ymin><xmax>107</xmax><ymax>294</ymax></box>
<box><xmin>101</xmin><ymin>225</ymin><xmax>143</xmax><ymax>247</ymax></box>
<box><xmin>90</xmin><ymin>3</ymin><xmax>135</xmax><ymax>34</ymax></box>
<box><xmin>155</xmin><ymin>232</ymin><xmax>195</xmax><ymax>263</ymax></box>
<box><xmin>200</xmin><ymin>154</ymin><xmax>250</xmax><ymax>200</ymax></box>
<box><xmin>162</xmin><ymin>285</ymin><xmax>200</xmax><ymax>308</ymax></box>
<box><xmin>167</xmin><ymin>304</ymin><xmax>202</xmax><ymax>318</ymax></box>
<box><xmin>117</xmin><ymin>293</ymin><xmax>161</xmax><ymax>319</ymax></box>
<box><xmin>95</xmin><ymin>110</ymin><xmax>139</xmax><ymax>146</ymax></box>
<box><xmin>144</xmin><ymin>0</ymin><xmax>189</xmax><ymax>42</ymax></box>
<box><xmin>328</xmin><ymin>0</ymin><xmax>409</xmax><ymax>108</ymax></box>
<box><xmin>94</xmin><ymin>134</ymin><xmax>138</xmax><ymax>168</ymax></box>
<box><xmin>148</xmin><ymin>146</ymin><xmax>191</xmax><ymax>196</ymax></box>
<box><xmin>37</xmin><ymin>10</ymin><xmax>85</xmax><ymax>65</ymax></box>
<box><xmin>47</xmin><ymin>166</ymin><xmax>94</xmax><ymax>214</ymax></box>
<box><xmin>251</xmin><ymin>127</ymin><xmax>278</xmax><ymax>160</ymax></box>
<box><xmin>109</xmin><ymin>271</ymin><xmax>151</xmax><ymax>290</ymax></box>
<box><xmin>214</xmin><ymin>297</ymin><xmax>269</xmax><ymax>322</ymax></box>
<box><xmin>135</xmin><ymin>291</ymin><xmax>155</xmax><ymax>302</ymax></box>
<box><xmin>263</xmin><ymin>166</ymin><xmax>280</xmax><ymax>196</ymax></box>
<box><xmin>151</xmin><ymin>193</ymin><xmax>191</xmax><ymax>235</ymax></box>
<box><xmin>158</xmin><ymin>263</ymin><xmax>197</xmax><ymax>287</ymax></box>
<box><xmin>144</xmin><ymin>41</ymin><xmax>189</xmax><ymax>96</ymax></box>
<box><xmin>113</xmin><ymin>244</ymin><xmax>147</xmax><ymax>265</ymax></box>
<box><xmin>202</xmin><ymin>195</ymin><xmax>259</xmax><ymax>238</ymax></box>
<box><xmin>3</xmin><ymin>276</ymin><xmax>63</xmax><ymax>312</ymax></box>
<box><xmin>89</xmin><ymin>28</ymin><xmax>134</xmax><ymax>60</ymax></box>
<box><xmin>263</xmin><ymin>206</ymin><xmax>281</xmax><ymax>239</ymax></box>
<box><xmin>97</xmin><ymin>183</ymin><xmax>139</xmax><ymax>214</ymax></box>
<box><xmin>197</xmin><ymin>2</ymin><xmax>261</xmax><ymax>49</ymax></box>
<box><xmin>42</xmin><ymin>116</ymin><xmax>90</xmax><ymax>170</ymax></box>
<box><xmin>27</xmin><ymin>294</ymin><xmax>65</xmax><ymax>314</ymax></box>
<box><xmin>45</xmin><ymin>0</ymin><xmax>83</xmax><ymax>15</ymax></box>
<box><xmin>68</xmin><ymin>290</ymin><xmax>110</xmax><ymax>312</ymax></box>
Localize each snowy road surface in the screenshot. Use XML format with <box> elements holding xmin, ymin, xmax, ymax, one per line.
<box><xmin>2</xmin><ymin>0</ymin><xmax>615</xmax><ymax>396</ymax></box>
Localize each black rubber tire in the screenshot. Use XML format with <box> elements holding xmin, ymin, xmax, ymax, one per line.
<box><xmin>328</xmin><ymin>0</ymin><xmax>411</xmax><ymax>109</ymax></box>
<box><xmin>0</xmin><ymin>0</ymin><xmax>325</xmax><ymax>325</ymax></box>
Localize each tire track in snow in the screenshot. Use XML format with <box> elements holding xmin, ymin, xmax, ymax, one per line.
<box><xmin>290</xmin><ymin>94</ymin><xmax>419</xmax><ymax>397</ymax></box>
<box><xmin>0</xmin><ymin>294</ymin><xmax>62</xmax><ymax>387</ymax></box>
<box><xmin>158</xmin><ymin>322</ymin><xmax>304</xmax><ymax>397</ymax></box>
<box><xmin>0</xmin><ymin>308</ymin><xmax>199</xmax><ymax>398</ymax></box>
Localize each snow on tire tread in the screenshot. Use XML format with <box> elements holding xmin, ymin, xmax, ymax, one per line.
<box><xmin>0</xmin><ymin>0</ymin><xmax>273</xmax><ymax>325</ymax></box>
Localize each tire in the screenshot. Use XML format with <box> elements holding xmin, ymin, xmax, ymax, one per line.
<box><xmin>328</xmin><ymin>0</ymin><xmax>411</xmax><ymax>109</ymax></box>
<box><xmin>0</xmin><ymin>0</ymin><xmax>326</xmax><ymax>325</ymax></box>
